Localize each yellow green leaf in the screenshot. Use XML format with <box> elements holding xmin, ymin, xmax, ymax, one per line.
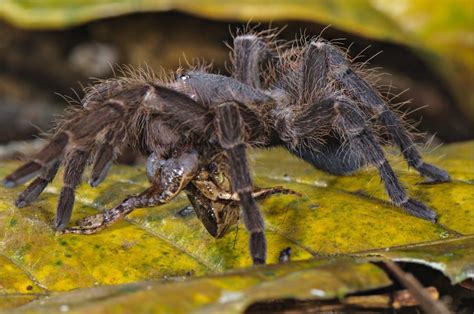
<box><xmin>5</xmin><ymin>258</ymin><xmax>391</xmax><ymax>314</ymax></box>
<box><xmin>0</xmin><ymin>141</ymin><xmax>473</xmax><ymax>311</ymax></box>
<box><xmin>4</xmin><ymin>237</ymin><xmax>473</xmax><ymax>313</ymax></box>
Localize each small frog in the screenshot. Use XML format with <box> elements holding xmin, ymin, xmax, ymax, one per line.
<box><xmin>186</xmin><ymin>153</ymin><xmax>297</xmax><ymax>238</ymax></box>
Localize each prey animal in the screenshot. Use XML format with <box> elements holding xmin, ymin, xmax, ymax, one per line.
<box><xmin>3</xmin><ymin>29</ymin><xmax>450</xmax><ymax>265</ymax></box>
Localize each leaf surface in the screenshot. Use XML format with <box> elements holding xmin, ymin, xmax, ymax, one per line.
<box><xmin>0</xmin><ymin>141</ymin><xmax>473</xmax><ymax>311</ymax></box>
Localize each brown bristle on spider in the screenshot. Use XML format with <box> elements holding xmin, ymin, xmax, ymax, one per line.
<box><xmin>3</xmin><ymin>28</ymin><xmax>450</xmax><ymax>265</ymax></box>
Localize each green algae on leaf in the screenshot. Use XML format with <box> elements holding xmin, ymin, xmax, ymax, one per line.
<box><xmin>5</xmin><ymin>258</ymin><xmax>391</xmax><ymax>314</ymax></box>
<box><xmin>0</xmin><ymin>141</ymin><xmax>472</xmax><ymax>311</ymax></box>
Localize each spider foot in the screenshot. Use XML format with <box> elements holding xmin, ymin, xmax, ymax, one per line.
<box><xmin>250</xmin><ymin>231</ymin><xmax>267</xmax><ymax>265</ymax></box>
<box><xmin>417</xmin><ymin>162</ymin><xmax>450</xmax><ymax>184</ymax></box>
<box><xmin>400</xmin><ymin>198</ymin><xmax>437</xmax><ymax>222</ymax></box>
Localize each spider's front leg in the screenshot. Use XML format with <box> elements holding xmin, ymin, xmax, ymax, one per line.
<box><xmin>60</xmin><ymin>150</ymin><xmax>199</xmax><ymax>234</ymax></box>
<box><xmin>3</xmin><ymin>86</ymin><xmax>152</xmax><ymax>230</ymax></box>
<box><xmin>215</xmin><ymin>102</ymin><xmax>266</xmax><ymax>264</ymax></box>
<box><xmin>15</xmin><ymin>160</ymin><xmax>61</xmax><ymax>208</ymax></box>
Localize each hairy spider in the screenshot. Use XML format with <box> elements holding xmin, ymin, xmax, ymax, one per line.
<box><xmin>3</xmin><ymin>28</ymin><xmax>450</xmax><ymax>265</ymax></box>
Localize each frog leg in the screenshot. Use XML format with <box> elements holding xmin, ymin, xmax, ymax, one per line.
<box><xmin>60</xmin><ymin>151</ymin><xmax>199</xmax><ymax>234</ymax></box>
<box><xmin>218</xmin><ymin>186</ymin><xmax>301</xmax><ymax>201</ymax></box>
<box><xmin>187</xmin><ymin>184</ymin><xmax>300</xmax><ymax>238</ymax></box>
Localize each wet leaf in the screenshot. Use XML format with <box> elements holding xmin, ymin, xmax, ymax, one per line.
<box><xmin>4</xmin><ymin>258</ymin><xmax>391</xmax><ymax>314</ymax></box>
<box><xmin>0</xmin><ymin>141</ymin><xmax>473</xmax><ymax>311</ymax></box>
<box><xmin>4</xmin><ymin>238</ymin><xmax>473</xmax><ymax>314</ymax></box>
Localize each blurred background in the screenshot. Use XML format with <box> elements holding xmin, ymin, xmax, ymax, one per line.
<box><xmin>0</xmin><ymin>0</ymin><xmax>472</xmax><ymax>161</ymax></box>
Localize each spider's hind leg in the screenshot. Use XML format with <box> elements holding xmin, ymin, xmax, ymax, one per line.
<box><xmin>232</xmin><ymin>33</ymin><xmax>272</xmax><ymax>89</ymax></box>
<box><xmin>318</xmin><ymin>40</ymin><xmax>450</xmax><ymax>183</ymax></box>
<box><xmin>283</xmin><ymin>41</ymin><xmax>366</xmax><ymax>175</ymax></box>
<box><xmin>331</xmin><ymin>97</ymin><xmax>437</xmax><ymax>221</ymax></box>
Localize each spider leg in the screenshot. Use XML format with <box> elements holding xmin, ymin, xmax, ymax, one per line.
<box><xmin>60</xmin><ymin>150</ymin><xmax>199</xmax><ymax>234</ymax></box>
<box><xmin>332</xmin><ymin>97</ymin><xmax>437</xmax><ymax>221</ymax></box>
<box><xmin>151</xmin><ymin>84</ymin><xmax>211</xmax><ymax>133</ymax></box>
<box><xmin>232</xmin><ymin>34</ymin><xmax>271</xmax><ymax>89</ymax></box>
<box><xmin>89</xmin><ymin>143</ymin><xmax>114</xmax><ymax>187</ymax></box>
<box><xmin>300</xmin><ymin>40</ymin><xmax>328</xmax><ymax>94</ymax></box>
<box><xmin>54</xmin><ymin>97</ymin><xmax>132</xmax><ymax>230</ymax></box>
<box><xmin>318</xmin><ymin>41</ymin><xmax>450</xmax><ymax>183</ymax></box>
<box><xmin>55</xmin><ymin>149</ymin><xmax>90</xmax><ymax>230</ymax></box>
<box><xmin>3</xmin><ymin>132</ymin><xmax>69</xmax><ymax>187</ymax></box>
<box><xmin>215</xmin><ymin>101</ymin><xmax>266</xmax><ymax>264</ymax></box>
<box><xmin>85</xmin><ymin>83</ymin><xmax>210</xmax><ymax>189</ymax></box>
<box><xmin>4</xmin><ymin>94</ymin><xmax>129</xmax><ymax>208</ymax></box>
<box><xmin>5</xmin><ymin>81</ymin><xmax>208</xmax><ymax>234</ymax></box>
<box><xmin>15</xmin><ymin>160</ymin><xmax>61</xmax><ymax>208</ymax></box>
<box><xmin>279</xmin><ymin>41</ymin><xmax>366</xmax><ymax>174</ymax></box>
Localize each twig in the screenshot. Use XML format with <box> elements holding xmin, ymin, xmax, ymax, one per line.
<box><xmin>345</xmin><ymin>286</ymin><xmax>439</xmax><ymax>309</ymax></box>
<box><xmin>384</xmin><ymin>260</ymin><xmax>451</xmax><ymax>314</ymax></box>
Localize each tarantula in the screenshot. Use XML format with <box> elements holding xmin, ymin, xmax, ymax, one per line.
<box><xmin>3</xmin><ymin>29</ymin><xmax>450</xmax><ymax>265</ymax></box>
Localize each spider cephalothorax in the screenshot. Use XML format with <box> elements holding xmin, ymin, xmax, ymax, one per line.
<box><xmin>3</xmin><ymin>28</ymin><xmax>450</xmax><ymax>265</ymax></box>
